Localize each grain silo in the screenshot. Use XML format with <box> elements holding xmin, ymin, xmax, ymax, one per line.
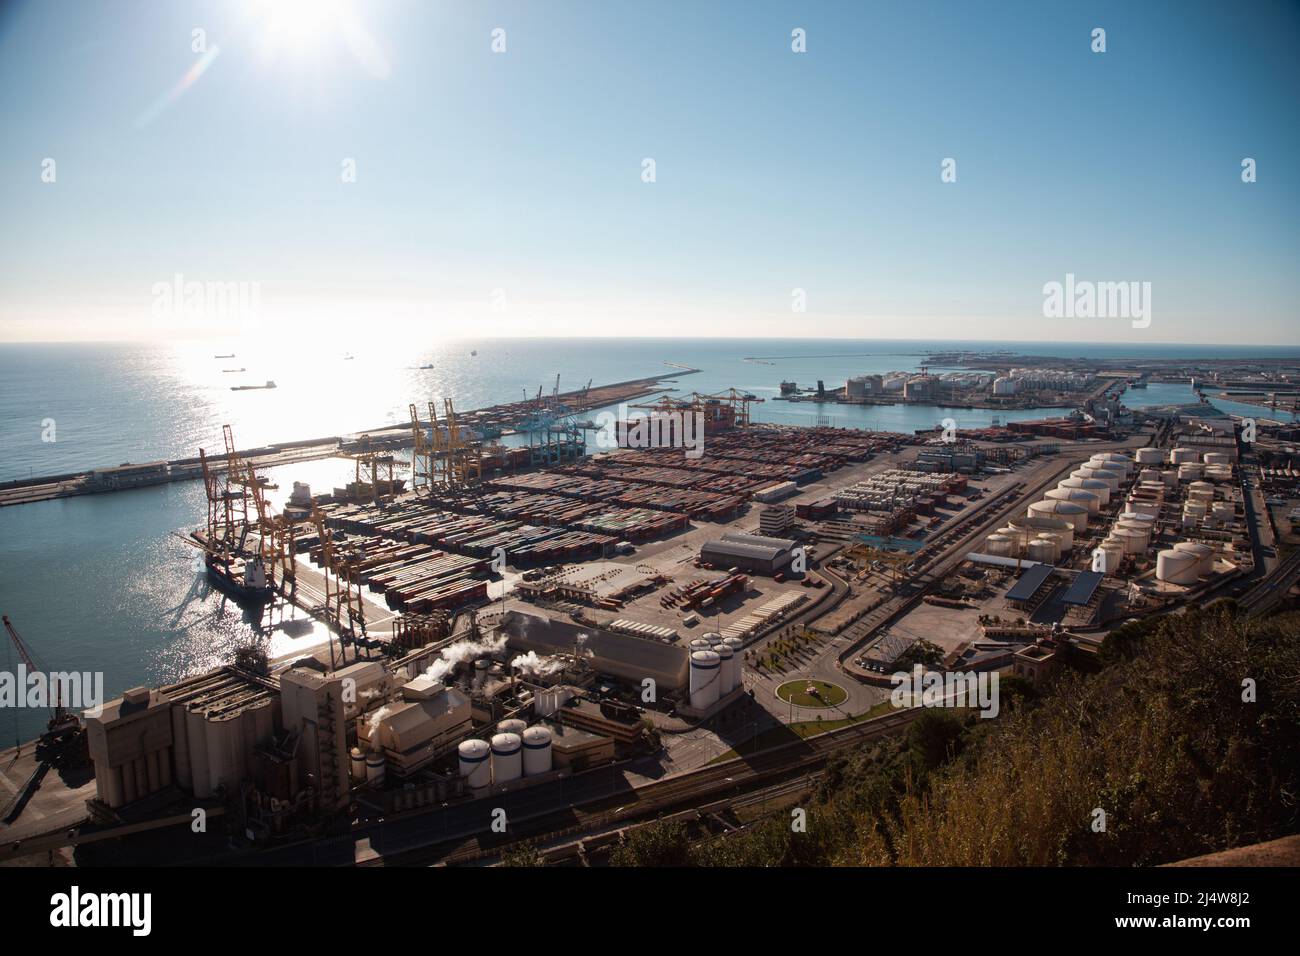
<box><xmin>491</xmin><ymin>732</ymin><xmax>523</xmax><ymax>783</ymax></box>
<box><xmin>458</xmin><ymin>739</ymin><xmax>492</xmax><ymax>788</ymax></box>
<box><xmin>712</xmin><ymin>642</ymin><xmax>737</xmax><ymax>695</ymax></box>
<box><xmin>689</xmin><ymin>650</ymin><xmax>721</xmax><ymax>711</ymax></box>
<box><xmin>498</xmin><ymin>718</ymin><xmax>528</xmax><ymax>737</ymax></box>
<box><xmin>521</xmin><ymin>726</ymin><xmax>553</xmax><ymax>777</ymax></box>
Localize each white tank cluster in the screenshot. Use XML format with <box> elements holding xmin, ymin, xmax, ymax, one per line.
<box><xmin>460</xmin><ymin>723</ymin><xmax>558</xmax><ymax>789</ymax></box>
<box><xmin>689</xmin><ymin>649</ymin><xmax>722</xmax><ymax>710</ymax></box>
<box><xmin>1156</xmin><ymin>541</ymin><xmax>1216</xmax><ymax>585</ymax></box>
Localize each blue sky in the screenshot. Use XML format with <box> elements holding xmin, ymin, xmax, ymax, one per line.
<box><xmin>1</xmin><ymin>0</ymin><xmax>1297</xmax><ymax>344</ymax></box>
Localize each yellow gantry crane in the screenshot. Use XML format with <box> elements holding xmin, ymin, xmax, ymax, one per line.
<box><xmin>309</xmin><ymin>506</ymin><xmax>364</xmax><ymax>667</ymax></box>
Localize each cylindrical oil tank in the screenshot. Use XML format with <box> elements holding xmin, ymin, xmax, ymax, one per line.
<box><xmin>1009</xmin><ymin>516</ymin><xmax>1075</xmax><ymax>549</ymax></box>
<box><xmin>1169</xmin><ymin>447</ymin><xmax>1197</xmax><ymax>464</ymax></box>
<box><xmin>1027</xmin><ymin>537</ymin><xmax>1058</xmax><ymax>563</ymax></box>
<box><xmin>491</xmin><ymin>732</ymin><xmax>523</xmax><ymax>783</ymax></box>
<box><xmin>473</xmin><ymin>658</ymin><xmax>491</xmax><ymax>690</ymax></box>
<box><xmin>689</xmin><ymin>650</ymin><xmax>721</xmax><ymax>711</ymax></box>
<box><xmin>521</xmin><ymin>726</ymin><xmax>553</xmax><ymax>777</ymax></box>
<box><xmin>1136</xmin><ymin>447</ymin><xmax>1164</xmax><ymax>465</ymax></box>
<box><xmin>712</xmin><ymin>642</ymin><xmax>737</xmax><ymax>695</ymax></box>
<box><xmin>1174</xmin><ymin>541</ymin><xmax>1215</xmax><ymax>575</ymax></box>
<box><xmin>1094</xmin><ymin>541</ymin><xmax>1123</xmax><ymax>574</ymax></box>
<box><xmin>1126</xmin><ymin>499</ymin><xmax>1160</xmax><ymax>518</ymax></box>
<box><xmin>723</xmin><ymin>636</ymin><xmax>745</xmax><ymax>662</ymax></box>
<box><xmin>1048</xmin><ymin>487</ymin><xmax>1101</xmax><ymax>514</ymax></box>
<box><xmin>1110</xmin><ymin>528</ymin><xmax>1147</xmax><ymax>555</ymax></box>
<box><xmin>458</xmin><ymin>739</ymin><xmax>492</xmax><ymax>788</ymax></box>
<box><xmin>350</xmin><ymin>746</ymin><xmax>366</xmax><ymax>784</ymax></box>
<box><xmin>1028</xmin><ymin>499</ymin><xmax>1089</xmax><ymax>532</ymax></box>
<box><xmin>1204</xmin><ymin>452</ymin><xmax>1231</xmax><ymax>465</ymax></box>
<box><xmin>1074</xmin><ymin>466</ymin><xmax>1121</xmax><ymax>491</ymax></box>
<box><xmin>1156</xmin><ymin>549</ymin><xmax>1200</xmax><ymax>584</ymax></box>
<box><xmin>1090</xmin><ymin>453</ymin><xmax>1132</xmax><ymax>477</ymax></box>
<box><xmin>497</xmin><ymin>718</ymin><xmax>528</xmax><ymax>737</ymax></box>
<box><xmin>365</xmin><ymin>751</ymin><xmax>386</xmax><ymax>786</ymax></box>
<box><xmin>1060</xmin><ymin>476</ymin><xmax>1111</xmax><ymax>505</ymax></box>
<box><xmin>688</xmin><ymin>638</ymin><xmax>713</xmax><ymax>654</ymax></box>
<box><xmin>986</xmin><ymin>533</ymin><xmax>1014</xmax><ymax>557</ymax></box>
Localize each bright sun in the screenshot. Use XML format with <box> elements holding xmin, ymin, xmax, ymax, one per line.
<box><xmin>244</xmin><ymin>0</ymin><xmax>390</xmax><ymax>78</ymax></box>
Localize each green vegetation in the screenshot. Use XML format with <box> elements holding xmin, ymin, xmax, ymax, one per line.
<box><xmin>775</xmin><ymin>679</ymin><xmax>848</xmax><ymax>708</ymax></box>
<box><xmin>617</xmin><ymin>604</ymin><xmax>1300</xmax><ymax>866</ymax></box>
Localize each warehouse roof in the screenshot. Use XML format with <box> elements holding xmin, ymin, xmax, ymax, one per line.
<box><xmin>1062</xmin><ymin>570</ymin><xmax>1104</xmax><ymax>606</ymax></box>
<box><xmin>1005</xmin><ymin>564</ymin><xmax>1056</xmax><ymax>603</ymax></box>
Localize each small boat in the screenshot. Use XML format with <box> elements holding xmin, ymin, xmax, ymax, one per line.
<box><xmin>222</xmin><ymin>367</ymin><xmax>246</xmax><ymax>373</ymax></box>
<box><xmin>418</xmin><ymin>363</ymin><xmax>434</xmax><ymax>369</ymax></box>
<box><xmin>471</xmin><ymin>350</ymin><xmax>477</xmax><ymax>356</ymax></box>
<box><xmin>343</xmin><ymin>354</ymin><xmax>355</xmax><ymax>361</ymax></box>
<box><xmin>231</xmin><ymin>380</ymin><xmax>277</xmax><ymax>391</ymax></box>
<box><xmin>204</xmin><ymin>552</ymin><xmax>274</xmax><ymax>605</ymax></box>
<box><xmin>214</xmin><ymin>353</ymin><xmax>235</xmax><ymax>358</ymax></box>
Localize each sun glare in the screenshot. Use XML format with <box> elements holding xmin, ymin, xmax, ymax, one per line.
<box><xmin>244</xmin><ymin>0</ymin><xmax>390</xmax><ymax>78</ymax></box>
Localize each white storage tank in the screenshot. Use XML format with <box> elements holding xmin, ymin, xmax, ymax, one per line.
<box><xmin>365</xmin><ymin>751</ymin><xmax>386</xmax><ymax>786</ymax></box>
<box><xmin>1046</xmin><ymin>487</ymin><xmax>1101</xmax><ymax>515</ymax></box>
<box><xmin>458</xmin><ymin>739</ymin><xmax>492</xmax><ymax>788</ymax></box>
<box><xmin>723</xmin><ymin>636</ymin><xmax>745</xmax><ymax>662</ymax></box>
<box><xmin>712</xmin><ymin>642</ymin><xmax>737</xmax><ymax>695</ymax></box>
<box><xmin>1093</xmin><ymin>540</ymin><xmax>1123</xmax><ymax>574</ymax></box>
<box><xmin>1090</xmin><ymin>453</ymin><xmax>1133</xmax><ymax>476</ymax></box>
<box><xmin>521</xmin><ymin>726</ymin><xmax>553</xmax><ymax>776</ymax></box>
<box><xmin>350</xmin><ymin>746</ymin><xmax>366</xmax><ymax>785</ymax></box>
<box><xmin>473</xmin><ymin>658</ymin><xmax>491</xmax><ymax>690</ymax></box>
<box><xmin>1028</xmin><ymin>499</ymin><xmax>1089</xmax><ymax>532</ymax></box>
<box><xmin>1174</xmin><ymin>541</ymin><xmax>1215</xmax><ymax>575</ymax></box>
<box><xmin>986</xmin><ymin>533</ymin><xmax>1014</xmax><ymax>557</ymax></box>
<box><xmin>1060</xmin><ymin>476</ymin><xmax>1111</xmax><ymax>505</ymax></box>
<box><xmin>1027</xmin><ymin>536</ymin><xmax>1058</xmax><ymax>563</ymax></box>
<box><xmin>689</xmin><ymin>650</ymin><xmax>722</xmax><ymax>711</ymax></box>
<box><xmin>1204</xmin><ymin>452</ymin><xmax>1231</xmax><ymax>465</ymax></box>
<box><xmin>1169</xmin><ymin>447</ymin><xmax>1198</xmax><ymax>464</ymax></box>
<box><xmin>1075</xmin><ymin>466</ymin><xmax>1121</xmax><ymax>491</ymax></box>
<box><xmin>498</xmin><ymin>718</ymin><xmax>528</xmax><ymax>737</ymax></box>
<box><xmin>1156</xmin><ymin>548</ymin><xmax>1200</xmax><ymax>584</ymax></box>
<box><xmin>1110</xmin><ymin>528</ymin><xmax>1147</xmax><ymax>555</ymax></box>
<box><xmin>491</xmin><ymin>732</ymin><xmax>523</xmax><ymax>783</ymax></box>
<box><xmin>1135</xmin><ymin>447</ymin><xmax>1164</xmax><ymax>465</ymax></box>
<box><xmin>688</xmin><ymin>638</ymin><xmax>713</xmax><ymax>654</ymax></box>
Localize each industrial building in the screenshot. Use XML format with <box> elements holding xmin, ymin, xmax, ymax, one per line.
<box><xmin>700</xmin><ymin>531</ymin><xmax>798</xmax><ymax>577</ymax></box>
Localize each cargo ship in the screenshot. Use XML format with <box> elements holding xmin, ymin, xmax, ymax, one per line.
<box><xmin>231</xmin><ymin>380</ymin><xmax>277</xmax><ymax>391</ymax></box>
<box><xmin>204</xmin><ymin>551</ymin><xmax>275</xmax><ymax>605</ymax></box>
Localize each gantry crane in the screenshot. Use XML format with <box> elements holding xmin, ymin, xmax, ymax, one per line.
<box><xmin>309</xmin><ymin>507</ymin><xmax>364</xmax><ymax>667</ymax></box>
<box><xmin>339</xmin><ymin>434</ymin><xmax>400</xmax><ymax>506</ymax></box>
<box><xmin>441</xmin><ymin>398</ymin><xmax>482</xmax><ymax>487</ymax></box>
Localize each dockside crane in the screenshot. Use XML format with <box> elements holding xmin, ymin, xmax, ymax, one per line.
<box><xmin>2</xmin><ymin>615</ymin><xmax>82</xmax><ymax>745</ymax></box>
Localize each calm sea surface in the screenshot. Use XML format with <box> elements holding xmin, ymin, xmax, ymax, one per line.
<box><xmin>0</xmin><ymin>337</ymin><xmax>1294</xmax><ymax>741</ymax></box>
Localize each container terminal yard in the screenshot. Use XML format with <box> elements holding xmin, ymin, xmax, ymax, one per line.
<box><xmin>3</xmin><ymin>367</ymin><xmax>1300</xmax><ymax>868</ymax></box>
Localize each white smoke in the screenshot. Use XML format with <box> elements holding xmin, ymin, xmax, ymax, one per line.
<box><xmin>511</xmin><ymin>651</ymin><xmax>564</xmax><ymax>677</ymax></box>
<box><xmin>422</xmin><ymin>634</ymin><xmax>507</xmax><ymax>684</ymax></box>
<box><xmin>366</xmin><ymin>704</ymin><xmax>395</xmax><ymax>751</ymax></box>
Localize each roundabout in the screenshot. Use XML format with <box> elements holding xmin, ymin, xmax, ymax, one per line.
<box><xmin>775</xmin><ymin>678</ymin><xmax>848</xmax><ymax>709</ymax></box>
